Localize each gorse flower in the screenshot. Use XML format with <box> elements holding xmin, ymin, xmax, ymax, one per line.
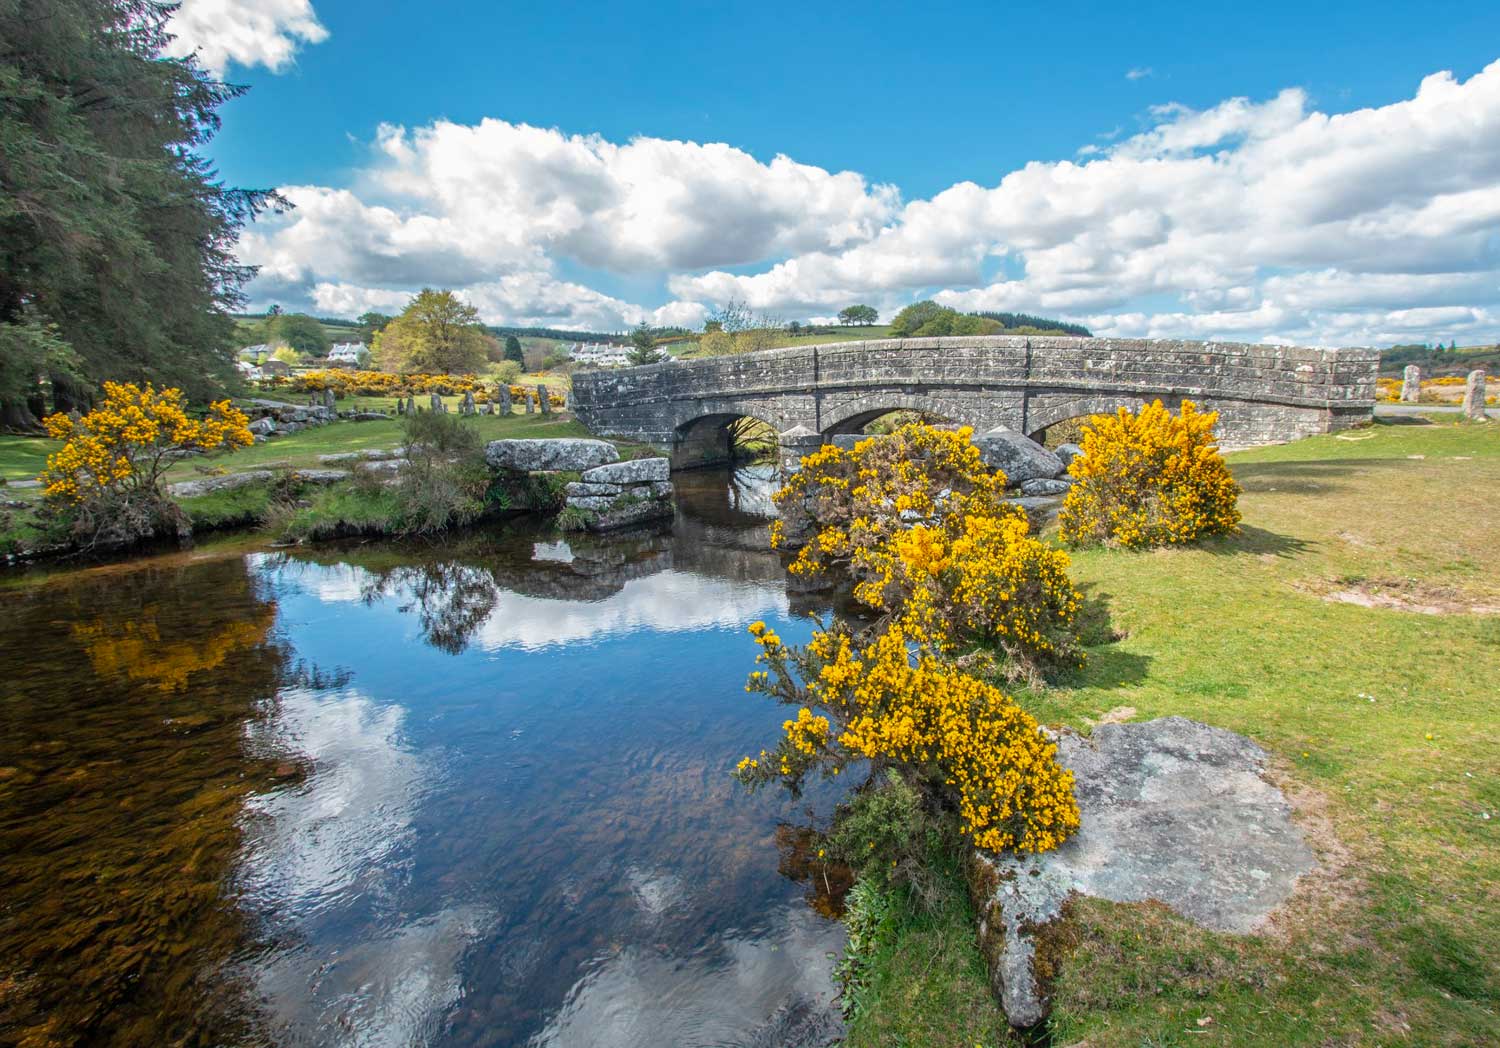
<box><xmin>40</xmin><ymin>383</ymin><xmax>252</xmax><ymax>505</ymax></box>
<box><xmin>738</xmin><ymin>422</ymin><xmax>1083</xmax><ymax>856</ymax></box>
<box><xmin>1058</xmin><ymin>399</ymin><xmax>1241</xmax><ymax>549</ymax></box>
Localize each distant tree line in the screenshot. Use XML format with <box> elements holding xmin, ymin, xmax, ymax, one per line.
<box><xmin>972</xmin><ymin>311</ymin><xmax>1092</xmax><ymax>338</ymax></box>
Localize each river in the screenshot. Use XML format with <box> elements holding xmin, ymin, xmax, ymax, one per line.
<box><xmin>0</xmin><ymin>466</ymin><xmax>847</xmax><ymax>1048</ymax></box>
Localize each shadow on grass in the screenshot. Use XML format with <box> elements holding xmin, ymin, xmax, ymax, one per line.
<box><xmin>1232</xmin><ymin>457</ymin><xmax>1405</xmax><ymax>496</ymax></box>
<box><xmin>1196</xmin><ymin>524</ymin><xmax>1312</xmax><ymax>559</ymax></box>
<box><xmin>1063</xmin><ymin>586</ymin><xmax>1152</xmax><ymax>690</ymax></box>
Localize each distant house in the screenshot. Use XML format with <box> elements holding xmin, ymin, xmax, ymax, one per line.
<box><xmin>327</xmin><ymin>342</ymin><xmax>369</xmax><ymax>366</ymax></box>
<box><xmin>238</xmin><ymin>344</ymin><xmax>270</xmax><ymax>362</ymax></box>
<box><xmin>260</xmin><ymin>359</ymin><xmax>291</xmax><ymax>378</ymax></box>
<box><xmin>567</xmin><ymin>341</ymin><xmax>632</xmax><ymax>367</ymax></box>
<box><xmin>234</xmin><ymin>360</ymin><xmax>263</xmax><ymax>381</ymax></box>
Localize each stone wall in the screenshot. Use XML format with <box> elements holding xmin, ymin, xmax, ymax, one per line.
<box><xmin>570</xmin><ymin>336</ymin><xmax>1378</xmax><ymax>466</ymax></box>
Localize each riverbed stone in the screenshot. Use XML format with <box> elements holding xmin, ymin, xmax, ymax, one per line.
<box><xmin>1463</xmin><ymin>369</ymin><xmax>1488</xmax><ymax>420</ymax></box>
<box><xmin>973</xmin><ymin>427</ymin><xmax>1065</xmax><ymax>485</ymax></box>
<box><xmin>970</xmin><ymin>717</ymin><xmax>1316</xmax><ymax>1028</ymax></box>
<box><xmin>580</xmin><ymin>456</ymin><xmax>670</xmax><ymax>485</ymax></box>
<box><xmin>485</xmin><ymin>438</ymin><xmax>620</xmax><ymax>472</ymax></box>
<box><xmin>1019</xmin><ymin>477</ymin><xmax>1072</xmax><ymax>497</ymax></box>
<box><xmin>565</xmin><ymin>495</ymin><xmax>618</xmax><ymax>512</ymax></box>
<box><xmin>583</xmin><ymin>498</ymin><xmax>675</xmax><ymax>531</ymax></box>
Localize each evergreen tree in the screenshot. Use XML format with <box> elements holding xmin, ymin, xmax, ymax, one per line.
<box><xmin>504</xmin><ymin>335</ymin><xmax>525</xmax><ymax>364</ymax></box>
<box><xmin>0</xmin><ymin>0</ymin><xmax>281</xmax><ymax>429</ymax></box>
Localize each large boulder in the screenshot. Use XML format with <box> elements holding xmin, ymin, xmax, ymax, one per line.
<box><xmin>565</xmin><ymin>481</ymin><xmax>623</xmax><ymax>498</ymax></box>
<box><xmin>580</xmin><ymin>457</ymin><xmax>670</xmax><ymax>485</ymax></box>
<box><xmin>1055</xmin><ymin>443</ymin><xmax>1085</xmax><ymax>469</ymax></box>
<box><xmin>248</xmin><ymin>417</ymin><xmax>276</xmax><ymax>436</ymax></box>
<box><xmin>485</xmin><ymin>438</ymin><xmax>620</xmax><ymax>472</ymax></box>
<box><xmin>970</xmin><ymin>718</ymin><xmax>1316</xmax><ymax>1027</ymax></box>
<box><xmin>319</xmin><ymin>449</ymin><xmax>401</xmax><ymax>464</ymax></box>
<box><xmin>972</xmin><ymin>428</ymin><xmax>1064</xmax><ymax>485</ymax></box>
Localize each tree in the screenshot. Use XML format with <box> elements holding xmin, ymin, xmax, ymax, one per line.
<box><xmin>266</xmin><ymin>314</ymin><xmax>330</xmax><ymax>358</ymax></box>
<box><xmin>627</xmin><ymin>322</ymin><xmax>665</xmax><ymax>365</ymax></box>
<box><xmin>269</xmin><ymin>345</ymin><xmax>304</xmax><ymax>367</ymax></box>
<box><xmin>888</xmin><ymin>301</ymin><xmax>953</xmax><ymax>337</ymax></box>
<box><xmin>372</xmin><ymin>290</ymin><xmax>489</xmax><ymax>374</ymax></box>
<box><xmin>357</xmin><ymin>311</ymin><xmax>394</xmax><ymax>344</ymax></box>
<box><xmin>504</xmin><ymin>335</ymin><xmax>525</xmax><ymax>364</ymax></box>
<box><xmin>0</xmin><ymin>0</ymin><xmax>282</xmax><ymax>428</ymax></box>
<box><xmin>838</xmin><ymin>304</ymin><xmax>878</xmax><ymax>326</ymax></box>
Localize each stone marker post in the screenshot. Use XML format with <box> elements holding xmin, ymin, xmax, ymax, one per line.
<box><xmin>499</xmin><ymin>386</ymin><xmax>513</xmax><ymax>415</ymax></box>
<box><xmin>536</xmin><ymin>384</ymin><xmax>550</xmax><ymax>415</ymax></box>
<box><xmin>524</xmin><ymin>393</ymin><xmax>534</xmax><ymax>414</ymax></box>
<box><xmin>461</xmin><ymin>390</ymin><xmax>475</xmax><ymax>415</ymax></box>
<box><xmin>1463</xmin><ymin>370</ymin><xmax>1488</xmax><ymax>421</ymax></box>
<box><xmin>430</xmin><ymin>392</ymin><xmax>443</xmax><ymax>414</ymax></box>
<box><xmin>1400</xmin><ymin>364</ymin><xmax>1422</xmax><ymax>402</ymax></box>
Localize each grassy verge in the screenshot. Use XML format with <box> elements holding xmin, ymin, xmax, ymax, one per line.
<box><xmin>851</xmin><ymin>418</ymin><xmax>1500</xmax><ymax>1046</ymax></box>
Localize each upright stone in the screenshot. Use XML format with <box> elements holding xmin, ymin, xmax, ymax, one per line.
<box><xmin>323</xmin><ymin>388</ymin><xmax>336</xmax><ymax>411</ymax></box>
<box><xmin>461</xmin><ymin>390</ymin><xmax>476</xmax><ymax>415</ymax></box>
<box><xmin>498</xmin><ymin>386</ymin><xmax>513</xmax><ymax>415</ymax></box>
<box><xmin>536</xmin><ymin>384</ymin><xmax>550</xmax><ymax>415</ymax></box>
<box><xmin>430</xmin><ymin>392</ymin><xmax>444</xmax><ymax>414</ymax></box>
<box><xmin>524</xmin><ymin>394</ymin><xmax>535</xmax><ymax>414</ymax></box>
<box><xmin>480</xmin><ymin>401</ymin><xmax>492</xmax><ymax>415</ymax></box>
<box><xmin>1463</xmin><ymin>369</ymin><xmax>1488</xmax><ymax>421</ymax></box>
<box><xmin>1400</xmin><ymin>364</ymin><xmax>1422</xmax><ymax>403</ymax></box>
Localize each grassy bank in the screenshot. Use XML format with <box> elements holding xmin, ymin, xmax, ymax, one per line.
<box><xmin>0</xmin><ymin>409</ymin><xmax>614</xmax><ymax>557</ymax></box>
<box><xmin>852</xmin><ymin>418</ymin><xmax>1499</xmax><ymax>1046</ymax></box>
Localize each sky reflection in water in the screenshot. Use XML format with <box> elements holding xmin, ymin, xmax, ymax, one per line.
<box><xmin>233</xmin><ymin>469</ymin><xmax>845</xmax><ymax>1047</ymax></box>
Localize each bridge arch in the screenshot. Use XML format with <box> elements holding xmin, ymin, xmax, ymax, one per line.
<box><xmin>819</xmin><ymin>392</ymin><xmax>969</xmax><ymax>435</ymax></box>
<box><xmin>671</xmin><ymin>411</ymin><xmax>780</xmax><ymax>471</ymax></box>
<box><xmin>1023</xmin><ymin>393</ymin><xmax>1169</xmax><ymax>440</ymax></box>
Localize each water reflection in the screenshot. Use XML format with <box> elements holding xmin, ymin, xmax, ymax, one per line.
<box><xmin>0</xmin><ymin>557</ymin><xmax>288</xmax><ymax>1046</ymax></box>
<box><xmin>0</xmin><ymin>467</ymin><xmax>845</xmax><ymax>1047</ymax></box>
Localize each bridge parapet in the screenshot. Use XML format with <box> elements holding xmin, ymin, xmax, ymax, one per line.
<box><xmin>570</xmin><ymin>336</ymin><xmax>1378</xmax><ymax>468</ymax></box>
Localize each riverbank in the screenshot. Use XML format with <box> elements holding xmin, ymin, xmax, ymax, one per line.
<box><xmin>0</xmin><ymin>411</ymin><xmax>659</xmax><ymax>563</ymax></box>
<box><xmin>849</xmin><ymin>417</ymin><xmax>1499</xmax><ymax>1046</ymax></box>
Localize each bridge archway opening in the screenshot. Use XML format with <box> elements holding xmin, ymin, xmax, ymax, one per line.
<box><xmin>671</xmin><ymin>413</ymin><xmax>778</xmax><ymax>471</ymax></box>
<box><xmin>822</xmin><ymin>407</ymin><xmax>957</xmax><ymax>436</ymax></box>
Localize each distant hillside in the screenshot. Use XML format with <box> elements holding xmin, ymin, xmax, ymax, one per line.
<box><xmin>972</xmin><ymin>312</ymin><xmax>1093</xmax><ymax>338</ymax></box>
<box><xmin>1379</xmin><ymin>343</ymin><xmax>1500</xmax><ymax>375</ymax></box>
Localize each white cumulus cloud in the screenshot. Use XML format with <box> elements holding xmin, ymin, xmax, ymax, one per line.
<box><xmin>240</xmin><ymin>59</ymin><xmax>1500</xmax><ymax>345</ymax></box>
<box><xmin>165</xmin><ymin>0</ymin><xmax>329</xmax><ymax>75</ymax></box>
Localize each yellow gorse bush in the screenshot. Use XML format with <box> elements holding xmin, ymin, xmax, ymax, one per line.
<box><xmin>738</xmin><ymin>422</ymin><xmax>1083</xmax><ymax>856</ymax></box>
<box><xmin>1058</xmin><ymin>399</ymin><xmax>1241</xmax><ymax>548</ymax></box>
<box><xmin>40</xmin><ymin>382</ymin><xmax>252</xmax><ymax>503</ymax></box>
<box><xmin>738</xmin><ymin>618</ymin><xmax>1080</xmax><ymax>854</ymax></box>
<box><xmin>288</xmin><ymin>370</ymin><xmax>568</xmax><ymax>407</ymax></box>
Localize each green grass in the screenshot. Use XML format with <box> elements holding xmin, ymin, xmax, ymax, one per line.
<box><xmin>853</xmin><ymin>418</ymin><xmax>1500</xmax><ymax>1046</ymax></box>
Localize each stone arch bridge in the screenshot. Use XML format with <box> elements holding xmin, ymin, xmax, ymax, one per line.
<box><xmin>569</xmin><ymin>336</ymin><xmax>1378</xmax><ymax>470</ymax></box>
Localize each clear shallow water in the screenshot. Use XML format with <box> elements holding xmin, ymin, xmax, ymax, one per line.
<box><xmin>0</xmin><ymin>466</ymin><xmax>846</xmax><ymax>1047</ymax></box>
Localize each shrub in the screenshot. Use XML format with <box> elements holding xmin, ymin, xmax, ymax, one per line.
<box><xmin>392</xmin><ymin>412</ymin><xmax>489</xmax><ymax>534</ymax></box>
<box><xmin>771</xmin><ymin>422</ymin><xmax>1014</xmax><ymax>583</ymax></box>
<box><xmin>1058</xmin><ymin>399</ymin><xmax>1241</xmax><ymax>548</ymax></box>
<box><xmin>737</xmin><ymin>617</ymin><xmax>1080</xmax><ymax>854</ymax></box>
<box><xmin>40</xmin><ymin>382</ymin><xmax>252</xmax><ymax>548</ymax></box>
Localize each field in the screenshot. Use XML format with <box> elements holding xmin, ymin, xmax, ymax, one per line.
<box><xmin>853</xmin><ymin>417</ymin><xmax>1500</xmax><ymax>1046</ymax></box>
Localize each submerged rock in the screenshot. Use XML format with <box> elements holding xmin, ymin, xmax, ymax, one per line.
<box><xmin>973</xmin><ymin>428</ymin><xmax>1065</xmax><ymax>485</ymax></box>
<box><xmin>970</xmin><ymin>717</ymin><xmax>1316</xmax><ymax>1027</ymax></box>
<box><xmin>485</xmin><ymin>438</ymin><xmax>620</xmax><ymax>473</ymax></box>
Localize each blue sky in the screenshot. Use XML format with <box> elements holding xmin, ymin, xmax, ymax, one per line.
<box><xmin>170</xmin><ymin>1</ymin><xmax>1500</xmax><ymax>344</ymax></box>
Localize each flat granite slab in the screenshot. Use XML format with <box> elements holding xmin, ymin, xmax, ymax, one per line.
<box><xmin>970</xmin><ymin>716</ymin><xmax>1316</xmax><ymax>1027</ymax></box>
